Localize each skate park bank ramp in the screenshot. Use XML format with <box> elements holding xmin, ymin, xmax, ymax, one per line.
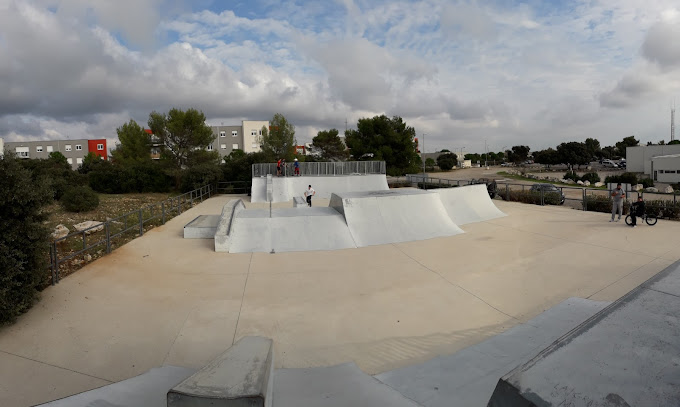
<box><xmin>227</xmin><ymin>207</ymin><xmax>357</xmax><ymax>253</ymax></box>
<box><xmin>330</xmin><ymin>189</ymin><xmax>464</xmax><ymax>247</ymax></box>
<box><xmin>436</xmin><ymin>184</ymin><xmax>507</xmax><ymax>225</ymax></box>
<box><xmin>251</xmin><ymin>174</ymin><xmax>389</xmax><ymax>203</ymax></box>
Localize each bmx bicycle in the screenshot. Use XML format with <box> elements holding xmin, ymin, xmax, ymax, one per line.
<box><xmin>625</xmin><ymin>213</ymin><xmax>657</xmax><ymax>226</ymax></box>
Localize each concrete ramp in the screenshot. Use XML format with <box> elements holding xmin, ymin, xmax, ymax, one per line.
<box><xmin>436</xmin><ymin>184</ymin><xmax>506</xmax><ymax>226</ymax></box>
<box><xmin>330</xmin><ymin>189</ymin><xmax>464</xmax><ymax>247</ymax></box>
<box><xmin>229</xmin><ymin>207</ymin><xmax>357</xmax><ymax>253</ymax></box>
<box><xmin>488</xmin><ymin>260</ymin><xmax>680</xmax><ymax>407</ymax></box>
<box><xmin>251</xmin><ymin>175</ymin><xmax>389</xmax><ymax>203</ymax></box>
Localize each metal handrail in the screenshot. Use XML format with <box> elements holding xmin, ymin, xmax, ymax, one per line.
<box><xmin>252</xmin><ymin>161</ymin><xmax>386</xmax><ymax>177</ymax></box>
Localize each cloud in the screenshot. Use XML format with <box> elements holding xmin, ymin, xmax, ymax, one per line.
<box><xmin>641</xmin><ymin>20</ymin><xmax>680</xmax><ymax>69</ymax></box>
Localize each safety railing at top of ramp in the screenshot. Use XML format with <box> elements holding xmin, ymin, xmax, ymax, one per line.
<box><xmin>252</xmin><ymin>161</ymin><xmax>386</xmax><ymax>177</ymax></box>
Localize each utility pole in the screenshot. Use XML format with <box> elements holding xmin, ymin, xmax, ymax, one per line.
<box><xmin>422</xmin><ymin>133</ymin><xmax>426</xmax><ymax>177</ymax></box>
<box><xmin>485</xmin><ymin>140</ymin><xmax>489</xmax><ymax>169</ymax></box>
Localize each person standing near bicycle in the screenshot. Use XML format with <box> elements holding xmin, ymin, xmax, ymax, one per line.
<box><xmin>610</xmin><ymin>183</ymin><xmax>625</xmax><ymax>222</ymax></box>
<box><xmin>629</xmin><ymin>196</ymin><xmax>645</xmax><ymax>227</ymax></box>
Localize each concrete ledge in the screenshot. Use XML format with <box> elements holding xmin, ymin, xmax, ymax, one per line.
<box><xmin>167</xmin><ymin>336</ymin><xmax>274</xmax><ymax>407</ymax></box>
<box><xmin>183</xmin><ymin>215</ymin><xmax>220</xmax><ymax>239</ymax></box>
<box><xmin>293</xmin><ymin>196</ymin><xmax>307</xmax><ymax>208</ymax></box>
<box><xmin>214</xmin><ymin>200</ymin><xmax>246</xmax><ymax>252</ymax></box>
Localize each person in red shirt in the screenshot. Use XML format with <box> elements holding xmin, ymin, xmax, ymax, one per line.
<box><xmin>276</xmin><ymin>158</ymin><xmax>282</xmax><ymax>176</ymax></box>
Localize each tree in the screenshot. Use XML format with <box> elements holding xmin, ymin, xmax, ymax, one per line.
<box><xmin>556</xmin><ymin>142</ymin><xmax>589</xmax><ymax>169</ymax></box>
<box><xmin>584</xmin><ymin>138</ymin><xmax>601</xmax><ymax>159</ymax></box>
<box><xmin>48</xmin><ymin>151</ymin><xmax>68</xmax><ymax>166</ymax></box>
<box><xmin>78</xmin><ymin>152</ymin><xmax>103</xmax><ymax>174</ymax></box>
<box><xmin>533</xmin><ymin>148</ymin><xmax>560</xmax><ymax>168</ymax></box>
<box><xmin>425</xmin><ymin>157</ymin><xmax>436</xmax><ymax>171</ymax></box>
<box><xmin>312</xmin><ymin>129</ymin><xmax>349</xmax><ymax>161</ymax></box>
<box><xmin>615</xmin><ymin>136</ymin><xmax>639</xmax><ymax>158</ymax></box>
<box><xmin>437</xmin><ymin>153</ymin><xmax>458</xmax><ymax>171</ymax></box>
<box><xmin>602</xmin><ymin>145</ymin><xmax>617</xmax><ymax>159</ymax></box>
<box><xmin>148</xmin><ymin>108</ymin><xmax>215</xmax><ymax>169</ymax></box>
<box><xmin>440</xmin><ymin>149</ymin><xmax>451</xmax><ymax>153</ymax></box>
<box><xmin>669</xmin><ymin>140</ymin><xmax>680</xmax><ymax>145</ymax></box>
<box><xmin>345</xmin><ymin>115</ymin><xmax>420</xmax><ymax>175</ymax></box>
<box><xmin>110</xmin><ymin>120</ymin><xmax>152</xmax><ymax>165</ymax></box>
<box><xmin>506</xmin><ymin>146</ymin><xmax>530</xmax><ymax>164</ymax></box>
<box><xmin>260</xmin><ymin>113</ymin><xmax>296</xmax><ymax>161</ymax></box>
<box><xmin>0</xmin><ymin>154</ymin><xmax>52</xmax><ymax>324</ymax></box>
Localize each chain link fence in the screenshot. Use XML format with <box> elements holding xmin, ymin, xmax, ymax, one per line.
<box><xmin>252</xmin><ymin>161</ymin><xmax>386</xmax><ymax>177</ymax></box>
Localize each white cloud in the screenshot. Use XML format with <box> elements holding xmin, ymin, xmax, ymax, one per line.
<box><xmin>2</xmin><ymin>0</ymin><xmax>680</xmax><ymax>152</ymax></box>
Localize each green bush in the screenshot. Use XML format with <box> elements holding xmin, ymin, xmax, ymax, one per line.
<box><xmin>564</xmin><ymin>170</ymin><xmax>579</xmax><ymax>182</ymax></box>
<box><xmin>181</xmin><ymin>164</ymin><xmax>223</xmax><ymax>193</ymax></box>
<box><xmin>580</xmin><ymin>172</ymin><xmax>600</xmax><ymax>184</ymax></box>
<box><xmin>498</xmin><ymin>190</ymin><xmax>563</xmax><ymax>205</ymax></box>
<box><xmin>644</xmin><ymin>200</ymin><xmax>680</xmax><ymax>219</ymax></box>
<box><xmin>640</xmin><ymin>178</ymin><xmax>654</xmax><ymax>188</ymax></box>
<box><xmin>1</xmin><ymin>155</ymin><xmax>52</xmax><ymax>324</ymax></box>
<box><xmin>583</xmin><ymin>195</ymin><xmax>630</xmax><ymax>214</ymax></box>
<box><xmin>437</xmin><ymin>153</ymin><xmax>457</xmax><ymax>171</ymax></box>
<box><xmin>61</xmin><ymin>186</ymin><xmax>100</xmax><ymax>212</ymax></box>
<box><xmin>604</xmin><ymin>172</ymin><xmax>638</xmax><ymax>186</ymax></box>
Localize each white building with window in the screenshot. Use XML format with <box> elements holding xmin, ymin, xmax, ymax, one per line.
<box><xmin>626</xmin><ymin>145</ymin><xmax>680</xmax><ymax>182</ymax></box>
<box><xmin>4</xmin><ymin>138</ymin><xmax>108</xmax><ymax>170</ymax></box>
<box><xmin>210</xmin><ymin>120</ymin><xmax>269</xmax><ymax>160</ymax></box>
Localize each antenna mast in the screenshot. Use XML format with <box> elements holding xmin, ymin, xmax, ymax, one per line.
<box><xmin>672</xmin><ymin>103</ymin><xmax>676</xmax><ymax>142</ymax></box>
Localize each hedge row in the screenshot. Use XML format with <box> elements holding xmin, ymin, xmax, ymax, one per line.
<box><xmin>498</xmin><ymin>190</ymin><xmax>563</xmax><ymax>205</ymax></box>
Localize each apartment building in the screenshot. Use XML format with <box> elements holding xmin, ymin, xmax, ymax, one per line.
<box><xmin>4</xmin><ymin>138</ymin><xmax>107</xmax><ymax>170</ymax></box>
<box><xmin>209</xmin><ymin>120</ymin><xmax>269</xmax><ymax>159</ymax></box>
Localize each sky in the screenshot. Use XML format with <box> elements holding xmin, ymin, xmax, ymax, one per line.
<box><xmin>1</xmin><ymin>0</ymin><xmax>680</xmax><ymax>154</ymax></box>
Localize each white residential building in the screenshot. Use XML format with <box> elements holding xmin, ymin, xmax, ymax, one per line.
<box><xmin>209</xmin><ymin>120</ymin><xmax>269</xmax><ymax>159</ymax></box>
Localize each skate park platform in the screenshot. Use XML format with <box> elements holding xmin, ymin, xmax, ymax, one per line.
<box><xmin>183</xmin><ymin>215</ymin><xmax>220</xmax><ymax>238</ymax></box>
<box><xmin>212</xmin><ymin>185</ymin><xmax>500</xmax><ymax>252</ymax></box>
<box><xmin>251</xmin><ymin>174</ymin><xmax>389</xmax><ymax>203</ymax></box>
<box><xmin>4</xmin><ymin>192</ymin><xmax>680</xmax><ymax>406</ymax></box>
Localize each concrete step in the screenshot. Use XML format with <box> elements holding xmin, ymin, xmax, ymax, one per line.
<box><xmin>488</xmin><ymin>261</ymin><xmax>680</xmax><ymax>407</ymax></box>
<box><xmin>37</xmin><ymin>366</ymin><xmax>196</xmax><ymax>407</ymax></box>
<box><xmin>168</xmin><ymin>336</ymin><xmax>274</xmax><ymax>406</ymax></box>
<box><xmin>375</xmin><ymin>297</ymin><xmax>609</xmax><ymax>407</ymax></box>
<box><xmin>274</xmin><ymin>362</ymin><xmax>422</xmax><ymax>407</ymax></box>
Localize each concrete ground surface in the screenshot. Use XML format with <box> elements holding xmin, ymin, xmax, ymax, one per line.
<box><xmin>2</xmin><ymin>194</ymin><xmax>680</xmax><ymax>406</ymax></box>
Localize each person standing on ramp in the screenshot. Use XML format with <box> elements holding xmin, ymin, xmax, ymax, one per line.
<box><xmin>304</xmin><ymin>185</ymin><xmax>315</xmax><ymax>207</ymax></box>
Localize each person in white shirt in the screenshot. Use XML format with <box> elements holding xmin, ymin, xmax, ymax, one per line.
<box><xmin>304</xmin><ymin>185</ymin><xmax>315</xmax><ymax>207</ymax></box>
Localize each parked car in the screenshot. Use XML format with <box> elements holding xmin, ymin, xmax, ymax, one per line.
<box><xmin>529</xmin><ymin>184</ymin><xmax>566</xmax><ymax>204</ymax></box>
<box><xmin>602</xmin><ymin>160</ymin><xmax>618</xmax><ymax>168</ymax></box>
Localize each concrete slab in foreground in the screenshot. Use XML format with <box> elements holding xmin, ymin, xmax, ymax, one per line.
<box><xmin>488</xmin><ymin>260</ymin><xmax>680</xmax><ymax>407</ymax></box>
<box><xmin>376</xmin><ymin>297</ymin><xmax>609</xmax><ymax>407</ymax></box>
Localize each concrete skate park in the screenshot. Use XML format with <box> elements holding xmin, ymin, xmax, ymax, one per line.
<box><xmin>2</xmin><ymin>162</ymin><xmax>680</xmax><ymax>406</ymax></box>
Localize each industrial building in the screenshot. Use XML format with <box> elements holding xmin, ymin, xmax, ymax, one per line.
<box><xmin>626</xmin><ymin>145</ymin><xmax>680</xmax><ymax>183</ymax></box>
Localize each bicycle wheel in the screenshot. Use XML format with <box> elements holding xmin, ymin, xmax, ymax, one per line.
<box><xmin>645</xmin><ymin>215</ymin><xmax>658</xmax><ymax>226</ymax></box>
<box><xmin>624</xmin><ymin>215</ymin><xmax>633</xmax><ymax>226</ymax></box>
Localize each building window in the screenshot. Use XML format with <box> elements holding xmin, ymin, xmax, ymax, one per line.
<box><xmin>67</xmin><ymin>158</ymin><xmax>73</xmax><ymax>164</ymax></box>
<box><xmin>36</xmin><ymin>146</ymin><xmax>43</xmax><ymax>152</ymax></box>
<box><xmin>47</xmin><ymin>145</ymin><xmax>53</xmax><ymax>152</ymax></box>
<box><xmin>97</xmin><ymin>144</ymin><xmax>104</xmax><ymax>150</ymax></box>
<box><xmin>65</xmin><ymin>145</ymin><xmax>72</xmax><ymax>151</ymax></box>
<box><xmin>151</xmin><ymin>148</ymin><xmax>159</xmax><ymax>155</ymax></box>
<box><xmin>76</xmin><ymin>144</ymin><xmax>82</xmax><ymax>151</ymax></box>
<box><xmin>251</xmin><ymin>130</ymin><xmax>257</xmax><ymax>136</ymax></box>
<box><xmin>232</xmin><ymin>130</ymin><xmax>238</xmax><ymax>137</ymax></box>
<box><xmin>221</xmin><ymin>144</ymin><xmax>227</xmax><ymax>149</ymax></box>
<box><xmin>259</xmin><ymin>130</ymin><xmax>262</xmax><ymax>136</ymax></box>
<box><xmin>207</xmin><ymin>144</ymin><xmax>213</xmax><ymax>151</ymax></box>
<box><xmin>220</xmin><ymin>131</ymin><xmax>226</xmax><ymax>137</ymax></box>
<box><xmin>16</xmin><ymin>147</ymin><xmax>29</xmax><ymax>158</ymax></box>
<box><xmin>251</xmin><ymin>143</ymin><xmax>258</xmax><ymax>149</ymax></box>
<box><xmin>232</xmin><ymin>144</ymin><xmax>239</xmax><ymax>149</ymax></box>
<box><xmin>76</xmin><ymin>158</ymin><xmax>83</xmax><ymax>164</ymax></box>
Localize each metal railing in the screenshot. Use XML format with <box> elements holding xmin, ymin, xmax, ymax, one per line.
<box><xmin>48</xmin><ymin>185</ymin><xmax>213</xmax><ymax>285</ymax></box>
<box><xmin>216</xmin><ymin>181</ymin><xmax>251</xmax><ymax>195</ymax></box>
<box><xmin>252</xmin><ymin>161</ymin><xmax>386</xmax><ymax>177</ymax></box>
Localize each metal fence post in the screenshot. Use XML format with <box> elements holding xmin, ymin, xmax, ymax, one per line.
<box><xmin>540</xmin><ymin>188</ymin><xmax>544</xmax><ymax>206</ymax></box>
<box><xmin>82</xmin><ymin>231</ymin><xmax>86</xmax><ymax>250</ymax></box>
<box><xmin>105</xmin><ymin>222</ymin><xmax>111</xmax><ymax>253</ymax></box>
<box><xmin>51</xmin><ymin>242</ymin><xmax>57</xmax><ymax>285</ymax></box>
<box><xmin>583</xmin><ymin>189</ymin><xmax>587</xmax><ymax>211</ymax></box>
<box><xmin>139</xmin><ymin>209</ymin><xmax>143</xmax><ymax>236</ymax></box>
<box><xmin>506</xmin><ymin>183</ymin><xmax>509</xmax><ymax>200</ymax></box>
<box><xmin>161</xmin><ymin>202</ymin><xmax>166</xmax><ymax>224</ymax></box>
